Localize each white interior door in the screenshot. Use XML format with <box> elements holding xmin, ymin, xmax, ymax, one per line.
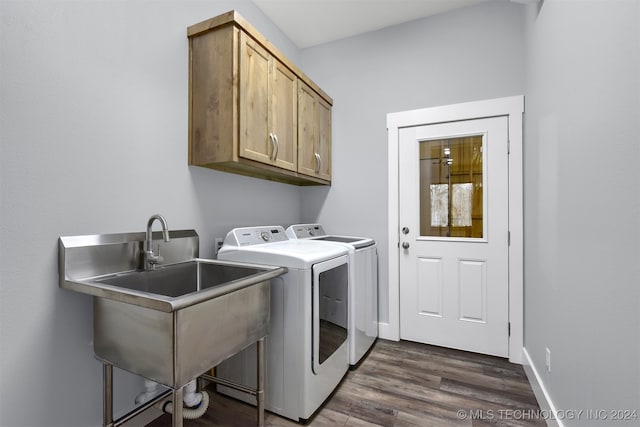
<box><xmin>399</xmin><ymin>116</ymin><xmax>509</xmax><ymax>357</ymax></box>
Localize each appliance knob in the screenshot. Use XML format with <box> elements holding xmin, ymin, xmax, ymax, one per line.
<box><xmin>260</xmin><ymin>232</ymin><xmax>271</xmax><ymax>242</ymax></box>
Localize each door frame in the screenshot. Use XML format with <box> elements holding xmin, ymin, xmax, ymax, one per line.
<box><xmin>385</xmin><ymin>96</ymin><xmax>524</xmax><ymax>364</ymax></box>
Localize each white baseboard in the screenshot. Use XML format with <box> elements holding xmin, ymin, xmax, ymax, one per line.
<box><xmin>377</xmin><ymin>321</ymin><xmax>399</xmax><ymax>341</ymax></box>
<box><xmin>522</xmin><ymin>347</ymin><xmax>563</xmax><ymax>427</ymax></box>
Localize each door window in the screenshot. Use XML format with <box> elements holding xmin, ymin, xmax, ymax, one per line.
<box><xmin>419</xmin><ymin>136</ymin><xmax>484</xmax><ymax>238</ymax></box>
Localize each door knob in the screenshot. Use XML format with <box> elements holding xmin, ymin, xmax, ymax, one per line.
<box><xmin>402</xmin><ymin>227</ymin><xmax>409</xmax><ymax>235</ymax></box>
<box><xmin>402</xmin><ymin>242</ymin><xmax>410</xmax><ymax>249</ymax></box>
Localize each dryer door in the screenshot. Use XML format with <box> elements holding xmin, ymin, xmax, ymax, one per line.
<box><xmin>312</xmin><ymin>255</ymin><xmax>349</xmax><ymax>374</ymax></box>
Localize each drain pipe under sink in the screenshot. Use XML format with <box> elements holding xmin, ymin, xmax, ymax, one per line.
<box><xmin>135</xmin><ymin>380</ymin><xmax>165</xmax><ymax>405</ymax></box>
<box><xmin>150</xmin><ymin>380</ymin><xmax>210</xmax><ymax>419</ymax></box>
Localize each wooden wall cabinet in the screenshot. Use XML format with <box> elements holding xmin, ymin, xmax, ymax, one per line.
<box><xmin>188</xmin><ymin>11</ymin><xmax>332</xmax><ymax>186</ymax></box>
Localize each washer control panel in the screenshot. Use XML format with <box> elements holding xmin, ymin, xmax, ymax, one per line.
<box><xmin>223</xmin><ymin>226</ymin><xmax>288</xmax><ymax>247</ymax></box>
<box><xmin>287</xmin><ymin>224</ymin><xmax>326</xmax><ymax>239</ymax></box>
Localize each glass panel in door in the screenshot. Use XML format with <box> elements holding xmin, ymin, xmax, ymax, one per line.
<box><xmin>419</xmin><ymin>136</ymin><xmax>484</xmax><ymax>238</ymax></box>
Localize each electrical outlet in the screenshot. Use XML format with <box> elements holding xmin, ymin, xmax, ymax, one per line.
<box><xmin>545</xmin><ymin>348</ymin><xmax>551</xmax><ymax>373</ymax></box>
<box><xmin>214</xmin><ymin>237</ymin><xmax>224</xmax><ymax>256</ymax></box>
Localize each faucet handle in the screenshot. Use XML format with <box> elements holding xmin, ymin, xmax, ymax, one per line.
<box><xmin>146</xmin><ymin>245</ymin><xmax>164</xmax><ymax>264</ymax></box>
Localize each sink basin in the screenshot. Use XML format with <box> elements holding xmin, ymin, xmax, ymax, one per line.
<box><xmin>85</xmin><ymin>259</ymin><xmax>286</xmax><ymax>388</ymax></box>
<box><xmin>88</xmin><ymin>259</ymin><xmax>280</xmax><ymax>312</ymax></box>
<box><xmin>95</xmin><ymin>260</ymin><xmax>265</xmax><ymax>298</ymax></box>
<box><xmin>89</xmin><ymin>259</ymin><xmax>284</xmax><ymax>388</ymax></box>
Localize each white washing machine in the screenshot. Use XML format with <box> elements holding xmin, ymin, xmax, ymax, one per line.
<box><xmin>286</xmin><ymin>224</ymin><xmax>378</xmax><ymax>366</ymax></box>
<box><xmin>216</xmin><ymin>226</ymin><xmax>350</xmax><ymax>422</ymax></box>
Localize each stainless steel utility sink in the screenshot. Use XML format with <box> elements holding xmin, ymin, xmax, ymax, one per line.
<box><xmin>58</xmin><ymin>231</ymin><xmax>286</xmax><ymax>389</ymax></box>
<box><xmin>92</xmin><ymin>259</ymin><xmax>283</xmax><ymax>388</ymax></box>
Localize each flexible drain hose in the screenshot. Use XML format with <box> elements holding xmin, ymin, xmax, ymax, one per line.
<box><xmin>161</xmin><ymin>391</ymin><xmax>210</xmax><ymax>420</ymax></box>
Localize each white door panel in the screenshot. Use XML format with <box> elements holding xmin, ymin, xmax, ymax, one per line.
<box><xmin>416</xmin><ymin>257</ymin><xmax>442</xmax><ymax>317</ymax></box>
<box><xmin>399</xmin><ymin>117</ymin><xmax>509</xmax><ymax>357</ymax></box>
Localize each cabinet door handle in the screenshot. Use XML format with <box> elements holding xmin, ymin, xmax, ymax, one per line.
<box><xmin>273</xmin><ymin>133</ymin><xmax>279</xmax><ymax>162</ymax></box>
<box><xmin>268</xmin><ymin>133</ymin><xmax>276</xmax><ymax>161</ymax></box>
<box><xmin>314</xmin><ymin>153</ymin><xmax>321</xmax><ymax>174</ymax></box>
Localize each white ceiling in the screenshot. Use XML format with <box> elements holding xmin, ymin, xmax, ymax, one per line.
<box><xmin>252</xmin><ymin>0</ymin><xmax>491</xmax><ymax>49</ymax></box>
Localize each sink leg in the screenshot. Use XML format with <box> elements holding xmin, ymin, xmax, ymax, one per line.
<box><xmin>172</xmin><ymin>386</ymin><xmax>183</xmax><ymax>427</ymax></box>
<box><xmin>103</xmin><ymin>363</ymin><xmax>114</xmax><ymax>427</ymax></box>
<box><xmin>257</xmin><ymin>337</ymin><xmax>265</xmax><ymax>427</ymax></box>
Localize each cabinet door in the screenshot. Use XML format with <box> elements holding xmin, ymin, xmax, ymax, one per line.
<box><xmin>239</xmin><ymin>32</ymin><xmax>271</xmax><ymax>164</ymax></box>
<box><xmin>269</xmin><ymin>59</ymin><xmax>297</xmax><ymax>171</ymax></box>
<box><xmin>297</xmin><ymin>81</ymin><xmax>332</xmax><ymax>181</ymax></box>
<box><xmin>316</xmin><ymin>97</ymin><xmax>332</xmax><ymax>181</ymax></box>
<box><xmin>297</xmin><ymin>81</ymin><xmax>317</xmax><ymax>177</ymax></box>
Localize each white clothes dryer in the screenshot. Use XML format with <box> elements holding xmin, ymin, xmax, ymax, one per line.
<box><xmin>216</xmin><ymin>226</ymin><xmax>350</xmax><ymax>422</ymax></box>
<box><xmin>285</xmin><ymin>224</ymin><xmax>378</xmax><ymax>366</ymax></box>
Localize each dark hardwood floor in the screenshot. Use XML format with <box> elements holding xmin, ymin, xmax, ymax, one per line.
<box><xmin>147</xmin><ymin>339</ymin><xmax>545</xmax><ymax>427</ymax></box>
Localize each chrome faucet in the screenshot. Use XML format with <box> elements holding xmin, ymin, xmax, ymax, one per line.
<box><xmin>145</xmin><ymin>214</ymin><xmax>170</xmax><ymax>270</ymax></box>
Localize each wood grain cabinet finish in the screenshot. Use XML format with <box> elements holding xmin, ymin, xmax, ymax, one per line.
<box><xmin>298</xmin><ymin>81</ymin><xmax>332</xmax><ymax>181</ymax></box>
<box><xmin>239</xmin><ymin>33</ymin><xmax>297</xmax><ymax>172</ymax></box>
<box><xmin>188</xmin><ymin>11</ymin><xmax>332</xmax><ymax>186</ymax></box>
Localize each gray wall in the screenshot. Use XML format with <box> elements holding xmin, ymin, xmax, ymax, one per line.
<box><xmin>298</xmin><ymin>0</ymin><xmax>527</xmax><ymax>324</ymax></box>
<box><xmin>0</xmin><ymin>2</ymin><xmax>302</xmax><ymax>426</ymax></box>
<box><xmin>523</xmin><ymin>0</ymin><xmax>640</xmax><ymax>423</ymax></box>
